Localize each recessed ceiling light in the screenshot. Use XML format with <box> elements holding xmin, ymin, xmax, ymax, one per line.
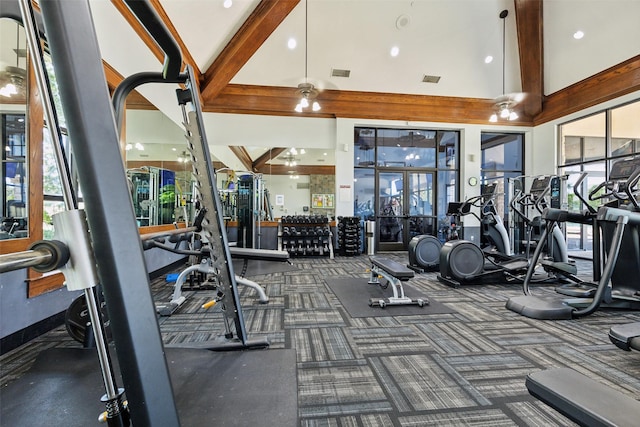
<box><xmin>573</xmin><ymin>30</ymin><xmax>585</xmax><ymax>40</ymax></box>
<box><xmin>223</xmin><ymin>0</ymin><xmax>232</xmax><ymax>9</ymax></box>
<box><xmin>485</xmin><ymin>55</ymin><xmax>493</xmax><ymax>64</ymax></box>
<box><xmin>287</xmin><ymin>37</ymin><xmax>297</xmax><ymax>49</ymax></box>
<box><xmin>390</xmin><ymin>46</ymin><xmax>400</xmax><ymax>57</ymax></box>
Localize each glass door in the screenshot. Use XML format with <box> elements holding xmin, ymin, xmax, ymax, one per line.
<box><xmin>377</xmin><ymin>171</ymin><xmax>435</xmax><ymax>251</ymax></box>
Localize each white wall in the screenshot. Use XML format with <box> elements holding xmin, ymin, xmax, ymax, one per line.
<box><xmin>262</xmin><ymin>174</ymin><xmax>311</xmax><ymax>218</ymax></box>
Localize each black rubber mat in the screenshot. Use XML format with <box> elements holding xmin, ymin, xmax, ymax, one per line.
<box><xmin>0</xmin><ymin>346</ymin><xmax>297</xmax><ymax>426</ymax></box>
<box><xmin>325</xmin><ymin>277</ymin><xmax>456</xmax><ymax>317</ymax></box>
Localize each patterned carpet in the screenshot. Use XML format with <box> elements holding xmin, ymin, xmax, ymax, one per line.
<box><xmin>3</xmin><ymin>252</ymin><xmax>640</xmax><ymax>426</ymax></box>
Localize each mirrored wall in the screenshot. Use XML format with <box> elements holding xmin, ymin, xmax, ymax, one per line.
<box><xmin>1</xmin><ymin>18</ymin><xmax>28</xmax><ymax>240</ymax></box>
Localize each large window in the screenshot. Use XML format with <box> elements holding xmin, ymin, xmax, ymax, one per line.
<box><xmin>480</xmin><ymin>132</ymin><xmax>524</xmax><ymax>253</ymax></box>
<box><xmin>354</xmin><ymin>127</ymin><xmax>459</xmax><ymax>246</ymax></box>
<box><xmin>558</xmin><ymin>99</ymin><xmax>640</xmax><ymax>251</ymax></box>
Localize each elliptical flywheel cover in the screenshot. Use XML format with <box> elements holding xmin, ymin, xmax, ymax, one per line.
<box><xmin>447</xmin><ymin>241</ymin><xmax>484</xmax><ymax>280</ymax></box>
<box><xmin>409</xmin><ymin>235</ymin><xmax>442</xmax><ymax>268</ymax></box>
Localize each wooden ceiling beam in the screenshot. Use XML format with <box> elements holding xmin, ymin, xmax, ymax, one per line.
<box><xmin>254</xmin><ymin>164</ymin><xmax>335</xmax><ymax>176</ymax></box>
<box><xmin>254</xmin><ymin>147</ymin><xmax>288</xmax><ymax>170</ymax></box>
<box><xmin>228</xmin><ymin>146</ymin><xmax>254</xmax><ymax>171</ymax></box>
<box><xmin>203</xmin><ymin>85</ymin><xmax>533</xmax><ymax>126</ymax></box>
<box><xmin>514</xmin><ymin>0</ymin><xmax>544</xmax><ymax>117</ymax></box>
<box><xmin>534</xmin><ymin>55</ymin><xmax>640</xmax><ymax>125</ymax></box>
<box><xmin>200</xmin><ymin>0</ymin><xmax>300</xmax><ymax>101</ymax></box>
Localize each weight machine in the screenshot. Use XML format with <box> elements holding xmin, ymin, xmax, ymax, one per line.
<box><xmin>0</xmin><ymin>1</ymin><xmax>281</xmax><ymax>425</ymax></box>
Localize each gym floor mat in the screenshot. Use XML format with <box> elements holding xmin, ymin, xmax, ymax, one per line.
<box><xmin>325</xmin><ymin>277</ymin><xmax>456</xmax><ymax>317</ymax></box>
<box><xmin>0</xmin><ymin>346</ymin><xmax>297</xmax><ymax>426</ymax></box>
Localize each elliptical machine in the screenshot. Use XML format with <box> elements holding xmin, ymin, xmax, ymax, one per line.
<box><xmin>509</xmin><ymin>175</ymin><xmax>569</xmax><ymax>263</ymax></box>
<box><xmin>438</xmin><ymin>183</ymin><xmax>529</xmax><ymax>287</ymax></box>
<box><xmin>438</xmin><ymin>177</ymin><xmax>570</xmax><ymax>287</ymax></box>
<box><xmin>507</xmin><ymin>157</ymin><xmax>640</xmax><ymax>320</ymax></box>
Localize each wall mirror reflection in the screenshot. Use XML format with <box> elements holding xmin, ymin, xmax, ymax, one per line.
<box><xmin>125</xmin><ymin>110</ymin><xmax>196</xmax><ymax>227</ymax></box>
<box><xmin>1</xmin><ymin>18</ymin><xmax>28</xmax><ymax>240</ymax></box>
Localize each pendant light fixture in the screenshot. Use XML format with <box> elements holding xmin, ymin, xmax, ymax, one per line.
<box><xmin>294</xmin><ymin>0</ymin><xmax>320</xmax><ymax>112</ymax></box>
<box><xmin>489</xmin><ymin>10</ymin><xmax>520</xmax><ymax>122</ymax></box>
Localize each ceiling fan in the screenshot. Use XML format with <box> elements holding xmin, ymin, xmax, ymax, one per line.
<box><xmin>0</xmin><ymin>22</ymin><xmax>27</xmax><ymax>98</ymax></box>
<box><xmin>293</xmin><ymin>0</ymin><xmax>329</xmax><ymax>113</ymax></box>
<box><xmin>489</xmin><ymin>10</ymin><xmax>526</xmax><ymax>122</ymax></box>
<box><xmin>0</xmin><ymin>66</ymin><xmax>26</xmax><ymax>97</ymax></box>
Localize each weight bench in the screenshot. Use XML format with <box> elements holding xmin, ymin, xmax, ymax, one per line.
<box><xmin>368</xmin><ymin>256</ymin><xmax>428</xmax><ymax>308</ymax></box>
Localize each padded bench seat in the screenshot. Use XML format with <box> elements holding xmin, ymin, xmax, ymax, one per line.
<box><xmin>369</xmin><ymin>256</ymin><xmax>414</xmax><ymax>280</ymax></box>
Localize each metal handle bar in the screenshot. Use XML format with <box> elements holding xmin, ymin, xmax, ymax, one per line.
<box><xmin>0</xmin><ymin>240</ymin><xmax>69</xmax><ymax>274</ymax></box>
<box><xmin>573</xmin><ymin>172</ymin><xmax>595</xmax><ymax>214</ymax></box>
<box><xmin>123</xmin><ymin>0</ymin><xmax>182</xmax><ymax>80</ymax></box>
<box><xmin>625</xmin><ymin>167</ymin><xmax>640</xmax><ymax>209</ymax></box>
<box><xmin>112</xmin><ymin>71</ymin><xmax>188</xmax><ymax>134</ymax></box>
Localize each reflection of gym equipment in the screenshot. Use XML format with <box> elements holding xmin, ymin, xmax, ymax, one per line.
<box><xmin>127</xmin><ymin>166</ymin><xmax>176</xmax><ymax>226</ymax></box>
<box><xmin>407</xmin><ymin>234</ymin><xmax>441</xmax><ymax>272</ymax></box>
<box><xmin>367</xmin><ymin>256</ymin><xmax>428</xmax><ymax>308</ymax></box>
<box><xmin>218</xmin><ymin>169</ymin><xmax>272</xmax><ymax>248</ymax></box>
<box><xmin>507</xmin><ymin>157</ymin><xmax>640</xmax><ymax>319</ymax></box>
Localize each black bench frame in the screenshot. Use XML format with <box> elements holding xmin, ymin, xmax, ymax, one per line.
<box><xmin>367</xmin><ymin>256</ymin><xmax>428</xmax><ymax>308</ymax></box>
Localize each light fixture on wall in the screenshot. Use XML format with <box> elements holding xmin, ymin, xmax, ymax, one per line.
<box><xmin>294</xmin><ymin>0</ymin><xmax>321</xmax><ymax>113</ymax></box>
<box><xmin>489</xmin><ymin>10</ymin><xmax>521</xmax><ymax>122</ymax></box>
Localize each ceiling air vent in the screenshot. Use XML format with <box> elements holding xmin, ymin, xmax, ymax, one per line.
<box><xmin>422</xmin><ymin>75</ymin><xmax>441</xmax><ymax>84</ymax></box>
<box><xmin>331</xmin><ymin>68</ymin><xmax>351</xmax><ymax>78</ymax></box>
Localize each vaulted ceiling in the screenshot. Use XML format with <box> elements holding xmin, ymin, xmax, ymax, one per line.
<box><xmin>92</xmin><ymin>0</ymin><xmax>640</xmax><ymax>170</ymax></box>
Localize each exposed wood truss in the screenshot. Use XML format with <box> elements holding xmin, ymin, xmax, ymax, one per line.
<box><xmin>107</xmin><ymin>0</ymin><xmax>640</xmax><ymax>168</ymax></box>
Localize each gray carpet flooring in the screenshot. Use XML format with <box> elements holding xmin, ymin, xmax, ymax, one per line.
<box><xmin>3</xmin><ymin>253</ymin><xmax>640</xmax><ymax>426</ymax></box>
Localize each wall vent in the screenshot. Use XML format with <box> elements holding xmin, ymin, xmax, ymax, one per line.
<box><xmin>422</xmin><ymin>75</ymin><xmax>441</xmax><ymax>83</ymax></box>
<box><xmin>331</xmin><ymin>68</ymin><xmax>351</xmax><ymax>78</ymax></box>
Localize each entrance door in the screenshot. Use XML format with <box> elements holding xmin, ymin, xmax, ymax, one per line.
<box><xmin>377</xmin><ymin>171</ymin><xmax>436</xmax><ymax>251</ymax></box>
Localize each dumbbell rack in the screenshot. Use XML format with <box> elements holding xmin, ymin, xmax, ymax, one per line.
<box><xmin>337</xmin><ymin>216</ymin><xmax>362</xmax><ymax>256</ymax></box>
<box><xmin>278</xmin><ymin>215</ymin><xmax>333</xmax><ymax>259</ymax></box>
